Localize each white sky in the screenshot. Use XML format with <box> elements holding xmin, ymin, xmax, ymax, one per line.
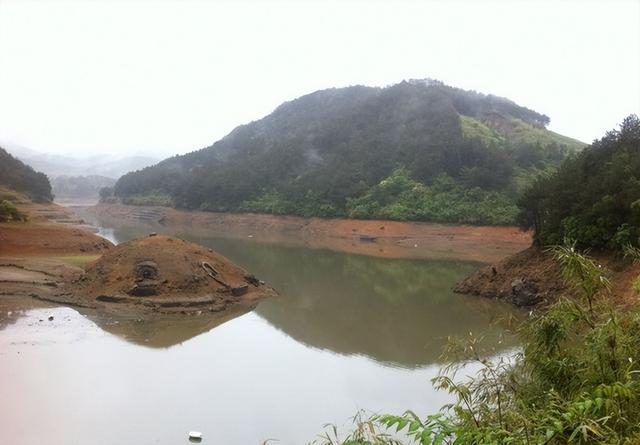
<box><xmin>0</xmin><ymin>0</ymin><xmax>639</xmax><ymax>157</ymax></box>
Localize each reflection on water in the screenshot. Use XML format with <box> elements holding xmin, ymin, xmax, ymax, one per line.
<box><xmin>210</xmin><ymin>238</ymin><xmax>518</xmax><ymax>367</ymax></box>
<box><xmin>78</xmin><ymin>304</ymin><xmax>254</xmax><ymax>348</ymax></box>
<box><xmin>0</xmin><ymin>212</ymin><xmax>523</xmax><ymax>445</ymax></box>
<box><xmin>80</xmin><ymin>214</ymin><xmax>521</xmax><ymax>367</ymax></box>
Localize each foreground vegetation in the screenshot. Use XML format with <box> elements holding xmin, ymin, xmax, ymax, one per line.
<box><xmin>312</xmin><ymin>245</ymin><xmax>640</xmax><ymax>445</ymax></box>
<box><xmin>111</xmin><ymin>80</ymin><xmax>582</xmax><ymax>224</ymax></box>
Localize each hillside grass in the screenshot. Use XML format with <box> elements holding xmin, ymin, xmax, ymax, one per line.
<box><xmin>459</xmin><ymin>115</ymin><xmax>504</xmax><ymax>146</ymax></box>
<box><xmin>508</xmin><ymin>117</ymin><xmax>585</xmax><ymax>151</ymax></box>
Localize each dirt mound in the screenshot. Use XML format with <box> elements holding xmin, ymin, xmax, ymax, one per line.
<box><xmin>454</xmin><ymin>246</ymin><xmax>640</xmax><ymax>307</ymax></box>
<box><xmin>62</xmin><ymin>235</ymin><xmax>276</xmax><ymax>315</ymax></box>
<box><xmin>454</xmin><ymin>246</ymin><xmax>571</xmax><ymax>306</ymax></box>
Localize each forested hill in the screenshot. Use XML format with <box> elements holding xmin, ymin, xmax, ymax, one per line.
<box><xmin>0</xmin><ymin>146</ymin><xmax>52</xmax><ymax>202</ymax></box>
<box><xmin>113</xmin><ymin>79</ymin><xmax>584</xmax><ymax>224</ymax></box>
<box><xmin>518</xmin><ymin>115</ymin><xmax>640</xmax><ymax>251</ymax></box>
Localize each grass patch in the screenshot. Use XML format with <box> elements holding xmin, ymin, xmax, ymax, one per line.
<box><xmin>508</xmin><ymin>117</ymin><xmax>585</xmax><ymax>151</ymax></box>
<box><xmin>52</xmin><ymin>255</ymin><xmax>101</xmax><ymax>268</ymax></box>
<box><xmin>460</xmin><ymin>115</ymin><xmax>504</xmax><ymax>146</ymax></box>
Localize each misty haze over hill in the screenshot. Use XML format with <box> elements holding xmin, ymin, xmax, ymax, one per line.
<box><xmin>4</xmin><ymin>145</ymin><xmax>159</xmax><ymax>180</ymax></box>
<box><xmin>1</xmin><ymin>145</ymin><xmax>159</xmax><ymax>203</ymax></box>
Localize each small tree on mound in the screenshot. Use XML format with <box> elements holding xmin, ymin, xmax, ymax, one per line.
<box><xmin>0</xmin><ymin>200</ymin><xmax>24</xmax><ymax>222</ymax></box>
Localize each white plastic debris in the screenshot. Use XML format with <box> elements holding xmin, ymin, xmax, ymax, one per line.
<box><xmin>188</xmin><ymin>431</ymin><xmax>203</xmax><ymax>440</ymax></box>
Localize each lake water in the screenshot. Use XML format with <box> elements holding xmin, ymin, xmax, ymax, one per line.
<box><xmin>0</xmin><ymin>214</ymin><xmax>520</xmax><ymax>445</ymax></box>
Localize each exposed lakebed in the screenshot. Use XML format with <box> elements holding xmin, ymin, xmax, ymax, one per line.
<box><xmin>0</xmin><ymin>212</ymin><xmax>521</xmax><ymax>444</ymax></box>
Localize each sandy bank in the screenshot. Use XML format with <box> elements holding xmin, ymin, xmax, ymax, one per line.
<box><xmin>91</xmin><ymin>203</ymin><xmax>532</xmax><ymax>263</ymax></box>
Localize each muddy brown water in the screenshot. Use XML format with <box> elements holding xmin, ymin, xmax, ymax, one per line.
<box><xmin>0</xmin><ymin>212</ymin><xmax>522</xmax><ymax>445</ymax></box>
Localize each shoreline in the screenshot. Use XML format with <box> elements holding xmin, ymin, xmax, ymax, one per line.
<box><xmin>89</xmin><ymin>203</ymin><xmax>532</xmax><ymax>263</ymax></box>
<box><xmin>0</xmin><ymin>195</ymin><xmax>113</xmax><ymax>301</ymax></box>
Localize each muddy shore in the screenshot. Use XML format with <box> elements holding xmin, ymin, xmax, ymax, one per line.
<box><xmin>2</xmin><ymin>196</ymin><xmax>541</xmax><ymax>315</ymax></box>
<box><xmin>0</xmin><ymin>192</ymin><xmax>114</xmax><ymax>303</ymax></box>
<box><xmin>455</xmin><ymin>246</ymin><xmax>640</xmax><ymax>307</ymax></box>
<box><xmin>0</xmin><ymin>198</ymin><xmax>111</xmax><ymax>257</ymax></box>
<box><xmin>90</xmin><ymin>203</ymin><xmax>532</xmax><ymax>263</ymax></box>
<box><xmin>0</xmin><ymin>195</ymin><xmax>276</xmax><ymax>317</ymax></box>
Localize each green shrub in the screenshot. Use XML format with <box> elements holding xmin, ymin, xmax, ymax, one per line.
<box><xmin>346</xmin><ymin>169</ymin><xmax>518</xmax><ymax>225</ymax></box>
<box><xmin>0</xmin><ymin>200</ymin><xmax>24</xmax><ymax>222</ymax></box>
<box><xmin>122</xmin><ymin>193</ymin><xmax>173</xmax><ymax>207</ymax></box>
<box><xmin>237</xmin><ymin>190</ymin><xmax>288</xmax><ymax>214</ymax></box>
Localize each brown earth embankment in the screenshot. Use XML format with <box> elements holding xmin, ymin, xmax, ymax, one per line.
<box><xmin>1</xmin><ymin>192</ymin><xmax>276</xmax><ymax>317</ymax></box>
<box><xmin>1</xmin><ymin>190</ymin><xmax>114</xmax><ymax>301</ymax></box>
<box><xmin>0</xmin><ymin>190</ymin><xmax>112</xmax><ymax>257</ymax></box>
<box><xmin>91</xmin><ymin>203</ymin><xmax>532</xmax><ymax>263</ymax></box>
<box><xmin>454</xmin><ymin>246</ymin><xmax>640</xmax><ymax>307</ymax></box>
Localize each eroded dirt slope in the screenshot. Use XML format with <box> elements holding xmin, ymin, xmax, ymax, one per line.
<box><xmin>455</xmin><ymin>246</ymin><xmax>640</xmax><ymax>307</ymax></box>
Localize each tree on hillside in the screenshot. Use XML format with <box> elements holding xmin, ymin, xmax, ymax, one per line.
<box><xmin>0</xmin><ymin>147</ymin><xmax>53</xmax><ymax>202</ymax></box>
<box><xmin>518</xmin><ymin>115</ymin><xmax>640</xmax><ymax>250</ymax></box>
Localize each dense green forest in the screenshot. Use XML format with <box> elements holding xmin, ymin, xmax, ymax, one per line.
<box><xmin>0</xmin><ymin>146</ymin><xmax>52</xmax><ymax>202</ymax></box>
<box><xmin>112</xmin><ymin>80</ymin><xmax>584</xmax><ymax>225</ymax></box>
<box><xmin>518</xmin><ymin>115</ymin><xmax>640</xmax><ymax>250</ymax></box>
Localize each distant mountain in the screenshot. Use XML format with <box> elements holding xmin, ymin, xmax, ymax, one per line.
<box><xmin>4</xmin><ymin>146</ymin><xmax>159</xmax><ymax>179</ymax></box>
<box><xmin>113</xmin><ymin>79</ymin><xmax>585</xmax><ymax>225</ymax></box>
<box><xmin>51</xmin><ymin>175</ymin><xmax>116</xmax><ymax>202</ymax></box>
<box><xmin>0</xmin><ymin>146</ymin><xmax>52</xmax><ymax>202</ymax></box>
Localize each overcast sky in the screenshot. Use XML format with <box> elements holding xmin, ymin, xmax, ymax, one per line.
<box><xmin>0</xmin><ymin>0</ymin><xmax>638</xmax><ymax>158</ymax></box>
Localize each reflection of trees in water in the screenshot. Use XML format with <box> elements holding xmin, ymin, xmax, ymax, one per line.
<box><xmin>212</xmin><ymin>241</ymin><xmax>521</xmax><ymax>368</ymax></box>
<box><xmin>81</xmin><ymin>216</ymin><xmax>521</xmax><ymax>366</ymax></box>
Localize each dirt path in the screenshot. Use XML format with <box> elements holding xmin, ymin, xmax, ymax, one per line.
<box><xmin>91</xmin><ymin>203</ymin><xmax>532</xmax><ymax>263</ymax></box>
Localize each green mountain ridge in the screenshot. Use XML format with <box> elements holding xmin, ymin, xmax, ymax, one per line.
<box><xmin>112</xmin><ymin>79</ymin><xmax>584</xmax><ymax>224</ymax></box>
